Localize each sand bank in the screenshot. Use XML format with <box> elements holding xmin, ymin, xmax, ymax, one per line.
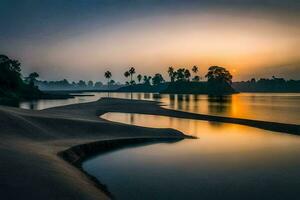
<box><xmin>0</xmin><ymin>98</ymin><xmax>188</xmax><ymax>199</ymax></box>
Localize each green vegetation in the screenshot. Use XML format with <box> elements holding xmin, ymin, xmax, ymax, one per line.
<box><xmin>0</xmin><ymin>55</ymin><xmax>79</xmax><ymax>106</ymax></box>
<box><xmin>0</xmin><ymin>55</ymin><xmax>42</xmax><ymax>105</ymax></box>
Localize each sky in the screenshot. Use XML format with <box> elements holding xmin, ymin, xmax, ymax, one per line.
<box><xmin>1</xmin><ymin>0</ymin><xmax>300</xmax><ymax>82</ymax></box>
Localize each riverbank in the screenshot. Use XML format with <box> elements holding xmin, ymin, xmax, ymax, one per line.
<box><xmin>0</xmin><ymin>98</ymin><xmax>189</xmax><ymax>199</ymax></box>
<box><xmin>1</xmin><ymin>98</ymin><xmax>299</xmax><ymax>199</ymax></box>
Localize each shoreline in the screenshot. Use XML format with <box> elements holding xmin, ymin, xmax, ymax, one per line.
<box><xmin>0</xmin><ymin>97</ymin><xmax>299</xmax><ymax>199</ymax></box>
<box><xmin>0</xmin><ymin>98</ymin><xmax>190</xmax><ymax>199</ymax></box>
<box><xmin>58</xmin><ymin>137</ymin><xmax>184</xmax><ymax>199</ymax></box>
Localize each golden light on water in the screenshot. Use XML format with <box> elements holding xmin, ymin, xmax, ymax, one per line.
<box><xmin>101</xmin><ymin>112</ymin><xmax>300</xmax><ymax>156</ymax></box>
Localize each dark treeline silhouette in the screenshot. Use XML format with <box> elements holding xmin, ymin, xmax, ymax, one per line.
<box><xmin>35</xmin><ymin>79</ymin><xmax>122</xmax><ymax>91</ymax></box>
<box><xmin>117</xmin><ymin>65</ymin><xmax>236</xmax><ymax>95</ymax></box>
<box><xmin>232</xmin><ymin>76</ymin><xmax>300</xmax><ymax>92</ymax></box>
<box><xmin>163</xmin><ymin>66</ymin><xmax>235</xmax><ymax>95</ymax></box>
<box><xmin>4</xmin><ymin>52</ymin><xmax>299</xmax><ymax>101</ymax></box>
<box><xmin>0</xmin><ymin>54</ymin><xmax>95</xmax><ymax>106</ymax></box>
<box><xmin>117</xmin><ymin>67</ymin><xmax>167</xmax><ymax>92</ymax></box>
<box><xmin>0</xmin><ymin>54</ymin><xmax>42</xmax><ymax>104</ymax></box>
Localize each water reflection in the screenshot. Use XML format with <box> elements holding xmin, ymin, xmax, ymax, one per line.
<box><xmin>207</xmin><ymin>95</ymin><xmax>232</xmax><ymax>115</ymax></box>
<box><xmin>162</xmin><ymin>93</ymin><xmax>300</xmax><ymax>124</ymax></box>
<box><xmin>19</xmin><ymin>92</ymin><xmax>300</xmax><ymax>124</ymax></box>
<box><xmin>83</xmin><ymin>113</ymin><xmax>300</xmax><ymax>200</ymax></box>
<box><xmin>165</xmin><ymin>94</ymin><xmax>233</xmax><ymax>116</ymax></box>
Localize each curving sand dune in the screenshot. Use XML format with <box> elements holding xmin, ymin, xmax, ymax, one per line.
<box><xmin>0</xmin><ymin>98</ymin><xmax>299</xmax><ymax>199</ymax></box>
<box><xmin>0</xmin><ymin>98</ymin><xmax>188</xmax><ymax>200</ymax></box>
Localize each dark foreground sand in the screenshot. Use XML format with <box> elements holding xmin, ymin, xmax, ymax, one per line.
<box><xmin>0</xmin><ymin>98</ymin><xmax>299</xmax><ymax>199</ymax></box>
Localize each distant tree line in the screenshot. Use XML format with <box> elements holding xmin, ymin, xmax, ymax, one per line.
<box><xmin>115</xmin><ymin>65</ymin><xmax>235</xmax><ymax>94</ymax></box>
<box><xmin>35</xmin><ymin>79</ymin><xmax>121</xmax><ymax>91</ymax></box>
<box><xmin>233</xmin><ymin>76</ymin><xmax>300</xmax><ymax>92</ymax></box>
<box><xmin>11</xmin><ymin>51</ymin><xmax>300</xmax><ymax>97</ymax></box>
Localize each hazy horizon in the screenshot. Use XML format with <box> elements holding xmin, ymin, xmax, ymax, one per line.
<box><xmin>1</xmin><ymin>0</ymin><xmax>300</xmax><ymax>82</ymax></box>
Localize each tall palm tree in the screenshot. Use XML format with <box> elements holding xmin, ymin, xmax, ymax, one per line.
<box><xmin>192</xmin><ymin>65</ymin><xmax>199</xmax><ymax>82</ymax></box>
<box><xmin>168</xmin><ymin>66</ymin><xmax>175</xmax><ymax>82</ymax></box>
<box><xmin>128</xmin><ymin>67</ymin><xmax>136</xmax><ymax>84</ymax></box>
<box><xmin>104</xmin><ymin>70</ymin><xmax>112</xmax><ymax>97</ymax></box>
<box><xmin>124</xmin><ymin>71</ymin><xmax>130</xmax><ymax>84</ymax></box>
<box><xmin>129</xmin><ymin>67</ymin><xmax>136</xmax><ymax>99</ymax></box>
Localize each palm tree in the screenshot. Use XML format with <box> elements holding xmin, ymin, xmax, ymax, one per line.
<box><xmin>104</xmin><ymin>70</ymin><xmax>112</xmax><ymax>97</ymax></box>
<box><xmin>137</xmin><ymin>74</ymin><xmax>142</xmax><ymax>83</ymax></box>
<box><xmin>192</xmin><ymin>65</ymin><xmax>198</xmax><ymax>74</ymax></box>
<box><xmin>176</xmin><ymin>68</ymin><xmax>185</xmax><ymax>82</ymax></box>
<box><xmin>192</xmin><ymin>65</ymin><xmax>199</xmax><ymax>82</ymax></box>
<box><xmin>124</xmin><ymin>71</ymin><xmax>130</xmax><ymax>85</ymax></box>
<box><xmin>168</xmin><ymin>66</ymin><xmax>175</xmax><ymax>82</ymax></box>
<box><xmin>184</xmin><ymin>69</ymin><xmax>191</xmax><ymax>81</ymax></box>
<box><xmin>143</xmin><ymin>75</ymin><xmax>152</xmax><ymax>85</ymax></box>
<box><xmin>128</xmin><ymin>67</ymin><xmax>136</xmax><ymax>84</ymax></box>
<box><xmin>125</xmin><ymin>67</ymin><xmax>136</xmax><ymax>99</ymax></box>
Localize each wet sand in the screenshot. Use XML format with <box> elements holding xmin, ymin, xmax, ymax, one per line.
<box><xmin>0</xmin><ymin>98</ymin><xmax>299</xmax><ymax>199</ymax></box>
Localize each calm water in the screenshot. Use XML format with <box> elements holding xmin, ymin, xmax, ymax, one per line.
<box><xmin>20</xmin><ymin>92</ymin><xmax>300</xmax><ymax>124</ymax></box>
<box><xmin>19</xmin><ymin>93</ymin><xmax>300</xmax><ymax>199</ymax></box>
<box><xmin>83</xmin><ymin>113</ymin><xmax>300</xmax><ymax>200</ymax></box>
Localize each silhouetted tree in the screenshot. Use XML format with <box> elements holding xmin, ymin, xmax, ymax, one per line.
<box><xmin>176</xmin><ymin>68</ymin><xmax>185</xmax><ymax>82</ymax></box>
<box><xmin>88</xmin><ymin>80</ymin><xmax>94</xmax><ymax>88</ymax></box>
<box><xmin>77</xmin><ymin>80</ymin><xmax>86</xmax><ymax>88</ymax></box>
<box><xmin>192</xmin><ymin>75</ymin><xmax>200</xmax><ymax>82</ymax></box>
<box><xmin>205</xmin><ymin>66</ymin><xmax>233</xmax><ymax>93</ymax></box>
<box><xmin>192</xmin><ymin>65</ymin><xmax>198</xmax><ymax>74</ymax></box>
<box><xmin>0</xmin><ymin>54</ymin><xmax>22</xmax><ymax>91</ymax></box>
<box><xmin>143</xmin><ymin>75</ymin><xmax>152</xmax><ymax>85</ymax></box>
<box><xmin>137</xmin><ymin>74</ymin><xmax>142</xmax><ymax>83</ymax></box>
<box><xmin>109</xmin><ymin>79</ymin><xmax>115</xmax><ymax>85</ymax></box>
<box><xmin>94</xmin><ymin>81</ymin><xmax>103</xmax><ymax>88</ymax></box>
<box><xmin>124</xmin><ymin>71</ymin><xmax>130</xmax><ymax>84</ymax></box>
<box><xmin>104</xmin><ymin>71</ymin><xmax>112</xmax><ymax>96</ymax></box>
<box><xmin>192</xmin><ymin>65</ymin><xmax>199</xmax><ymax>81</ymax></box>
<box><xmin>168</xmin><ymin>66</ymin><xmax>175</xmax><ymax>82</ymax></box>
<box><xmin>26</xmin><ymin>72</ymin><xmax>39</xmax><ymax>87</ymax></box>
<box><xmin>205</xmin><ymin>66</ymin><xmax>232</xmax><ymax>85</ymax></box>
<box><xmin>152</xmin><ymin>73</ymin><xmax>165</xmax><ymax>85</ymax></box>
<box><xmin>184</xmin><ymin>69</ymin><xmax>191</xmax><ymax>81</ymax></box>
<box><xmin>128</xmin><ymin>67</ymin><xmax>136</xmax><ymax>99</ymax></box>
<box><xmin>128</xmin><ymin>67</ymin><xmax>136</xmax><ymax>83</ymax></box>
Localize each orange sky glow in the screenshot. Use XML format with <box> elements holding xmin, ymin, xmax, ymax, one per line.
<box><xmin>4</xmin><ymin>7</ymin><xmax>300</xmax><ymax>81</ymax></box>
